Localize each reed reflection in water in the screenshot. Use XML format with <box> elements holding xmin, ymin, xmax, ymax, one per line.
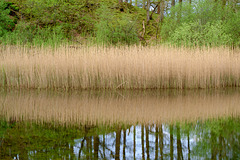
<box><xmin>0</xmin><ymin>89</ymin><xmax>240</xmax><ymax>125</ymax></box>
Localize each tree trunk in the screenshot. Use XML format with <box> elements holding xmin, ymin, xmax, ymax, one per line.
<box><xmin>103</xmin><ymin>134</ymin><xmax>106</xmax><ymax>159</ymax></box>
<box><xmin>171</xmin><ymin>0</ymin><xmax>175</xmax><ymax>7</ymax></box>
<box><xmin>156</xmin><ymin>0</ymin><xmax>165</xmax><ymax>41</ymax></box>
<box><xmin>170</xmin><ymin>125</ymin><xmax>173</xmax><ymax>160</ymax></box>
<box><xmin>94</xmin><ymin>136</ymin><xmax>99</xmax><ymax>159</ymax></box>
<box><xmin>142</xmin><ymin>125</ymin><xmax>145</xmax><ymax>160</ymax></box>
<box><xmin>160</xmin><ymin>0</ymin><xmax>164</xmax><ymax>23</ymax></box>
<box><xmin>155</xmin><ymin>126</ymin><xmax>159</xmax><ymax>160</ymax></box>
<box><xmin>188</xmin><ymin>131</ymin><xmax>190</xmax><ymax>160</ymax></box>
<box><xmin>134</xmin><ymin>126</ymin><xmax>136</xmax><ymax>159</ymax></box>
<box><xmin>78</xmin><ymin>138</ymin><xmax>86</xmax><ymax>159</ymax></box>
<box><xmin>146</xmin><ymin>126</ymin><xmax>150</xmax><ymax>159</ymax></box>
<box><xmin>123</xmin><ymin>129</ymin><xmax>126</xmax><ymax>160</ymax></box>
<box><xmin>211</xmin><ymin>130</ymin><xmax>217</xmax><ymax>160</ymax></box>
<box><xmin>90</xmin><ymin>136</ymin><xmax>93</xmax><ymax>159</ymax></box>
<box><xmin>157</xmin><ymin>1</ymin><xmax>160</xmax><ymax>14</ymax></box>
<box><xmin>70</xmin><ymin>144</ymin><xmax>74</xmax><ymax>160</ymax></box>
<box><xmin>115</xmin><ymin>127</ymin><xmax>121</xmax><ymax>160</ymax></box>
<box><xmin>86</xmin><ymin>137</ymin><xmax>91</xmax><ymax>160</ymax></box>
<box><xmin>159</xmin><ymin>124</ymin><xmax>164</xmax><ymax>160</ymax></box>
<box><xmin>146</xmin><ymin>0</ymin><xmax>151</xmax><ymax>23</ymax></box>
<box><xmin>177</xmin><ymin>125</ymin><xmax>183</xmax><ymax>160</ymax></box>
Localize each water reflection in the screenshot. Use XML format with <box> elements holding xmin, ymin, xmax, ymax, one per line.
<box><xmin>0</xmin><ymin>119</ymin><xmax>240</xmax><ymax>159</ymax></box>
<box><xmin>1</xmin><ymin>89</ymin><xmax>240</xmax><ymax>159</ymax></box>
<box><xmin>1</xmin><ymin>89</ymin><xmax>240</xmax><ymax>125</ymax></box>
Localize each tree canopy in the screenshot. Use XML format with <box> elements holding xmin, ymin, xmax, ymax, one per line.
<box><xmin>0</xmin><ymin>0</ymin><xmax>239</xmax><ymax>47</ymax></box>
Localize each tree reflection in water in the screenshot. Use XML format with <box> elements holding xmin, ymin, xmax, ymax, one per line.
<box><xmin>1</xmin><ymin>118</ymin><xmax>240</xmax><ymax>159</ymax></box>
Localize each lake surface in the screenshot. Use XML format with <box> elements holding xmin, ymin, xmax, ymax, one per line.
<box><xmin>0</xmin><ymin>89</ymin><xmax>240</xmax><ymax>159</ymax></box>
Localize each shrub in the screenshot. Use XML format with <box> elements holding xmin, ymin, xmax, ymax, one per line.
<box><xmin>170</xmin><ymin>20</ymin><xmax>232</xmax><ymax>47</ymax></box>
<box><xmin>0</xmin><ymin>0</ymin><xmax>15</xmax><ymax>37</ymax></box>
<box><xmin>1</xmin><ymin>22</ymin><xmax>67</xmax><ymax>46</ymax></box>
<box><xmin>12</xmin><ymin>0</ymin><xmax>96</xmax><ymax>37</ymax></box>
<box><xmin>95</xmin><ymin>4</ymin><xmax>139</xmax><ymax>45</ymax></box>
<box><xmin>161</xmin><ymin>0</ymin><xmax>239</xmax><ymax>47</ymax></box>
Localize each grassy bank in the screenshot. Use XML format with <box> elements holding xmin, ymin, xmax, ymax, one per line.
<box><xmin>0</xmin><ymin>45</ymin><xmax>240</xmax><ymax>89</ymax></box>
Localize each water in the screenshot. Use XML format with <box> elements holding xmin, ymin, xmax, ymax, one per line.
<box><xmin>0</xmin><ymin>89</ymin><xmax>240</xmax><ymax>159</ymax></box>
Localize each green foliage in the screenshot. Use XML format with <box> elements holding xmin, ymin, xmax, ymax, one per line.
<box><xmin>0</xmin><ymin>119</ymin><xmax>8</xmax><ymax>138</ymax></box>
<box><xmin>161</xmin><ymin>0</ymin><xmax>240</xmax><ymax>47</ymax></box>
<box><xmin>169</xmin><ymin>20</ymin><xmax>232</xmax><ymax>47</ymax></box>
<box><xmin>192</xmin><ymin>117</ymin><xmax>240</xmax><ymax>159</ymax></box>
<box><xmin>1</xmin><ymin>0</ymin><xmax>238</xmax><ymax>47</ymax></box>
<box><xmin>204</xmin><ymin>21</ymin><xmax>233</xmax><ymax>46</ymax></box>
<box><xmin>224</xmin><ymin>10</ymin><xmax>240</xmax><ymax>47</ymax></box>
<box><xmin>95</xmin><ymin>3</ymin><xmax>139</xmax><ymax>45</ymax></box>
<box><xmin>0</xmin><ymin>0</ymin><xmax>15</xmax><ymax>37</ymax></box>
<box><xmin>1</xmin><ymin>22</ymin><xmax>67</xmax><ymax>46</ymax></box>
<box><xmin>160</xmin><ymin>2</ymin><xmax>194</xmax><ymax>42</ymax></box>
<box><xmin>14</xmin><ymin>0</ymin><xmax>97</xmax><ymax>37</ymax></box>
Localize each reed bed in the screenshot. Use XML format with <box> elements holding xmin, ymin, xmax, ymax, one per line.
<box><xmin>1</xmin><ymin>90</ymin><xmax>240</xmax><ymax>125</ymax></box>
<box><xmin>0</xmin><ymin>45</ymin><xmax>240</xmax><ymax>89</ymax></box>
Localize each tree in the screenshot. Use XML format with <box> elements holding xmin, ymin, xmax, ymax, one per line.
<box><xmin>155</xmin><ymin>126</ymin><xmax>159</xmax><ymax>159</ymax></box>
<box><xmin>159</xmin><ymin>125</ymin><xmax>164</xmax><ymax>160</ymax></box>
<box><xmin>123</xmin><ymin>129</ymin><xmax>126</xmax><ymax>160</ymax></box>
<box><xmin>170</xmin><ymin>125</ymin><xmax>174</xmax><ymax>160</ymax></box>
<box><xmin>177</xmin><ymin>124</ymin><xmax>183</xmax><ymax>160</ymax></box>
<box><xmin>94</xmin><ymin>136</ymin><xmax>99</xmax><ymax>159</ymax></box>
<box><xmin>95</xmin><ymin>3</ymin><xmax>139</xmax><ymax>45</ymax></box>
<box><xmin>171</xmin><ymin>0</ymin><xmax>175</xmax><ymax>7</ymax></box>
<box><xmin>133</xmin><ymin>126</ymin><xmax>136</xmax><ymax>159</ymax></box>
<box><xmin>141</xmin><ymin>125</ymin><xmax>145</xmax><ymax>159</ymax></box>
<box><xmin>146</xmin><ymin>125</ymin><xmax>150</xmax><ymax>159</ymax></box>
<box><xmin>0</xmin><ymin>0</ymin><xmax>15</xmax><ymax>37</ymax></box>
<box><xmin>115</xmin><ymin>126</ymin><xmax>121</xmax><ymax>160</ymax></box>
<box><xmin>146</xmin><ymin>0</ymin><xmax>151</xmax><ymax>23</ymax></box>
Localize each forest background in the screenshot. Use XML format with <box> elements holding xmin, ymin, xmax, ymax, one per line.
<box><xmin>0</xmin><ymin>0</ymin><xmax>239</xmax><ymax>47</ymax></box>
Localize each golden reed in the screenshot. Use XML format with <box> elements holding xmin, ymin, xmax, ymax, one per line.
<box><xmin>0</xmin><ymin>45</ymin><xmax>240</xmax><ymax>89</ymax></box>
<box><xmin>1</xmin><ymin>90</ymin><xmax>240</xmax><ymax>125</ymax></box>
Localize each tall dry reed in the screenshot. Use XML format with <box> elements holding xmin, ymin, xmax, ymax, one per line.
<box><xmin>0</xmin><ymin>45</ymin><xmax>240</xmax><ymax>89</ymax></box>
<box><xmin>0</xmin><ymin>90</ymin><xmax>240</xmax><ymax>125</ymax></box>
